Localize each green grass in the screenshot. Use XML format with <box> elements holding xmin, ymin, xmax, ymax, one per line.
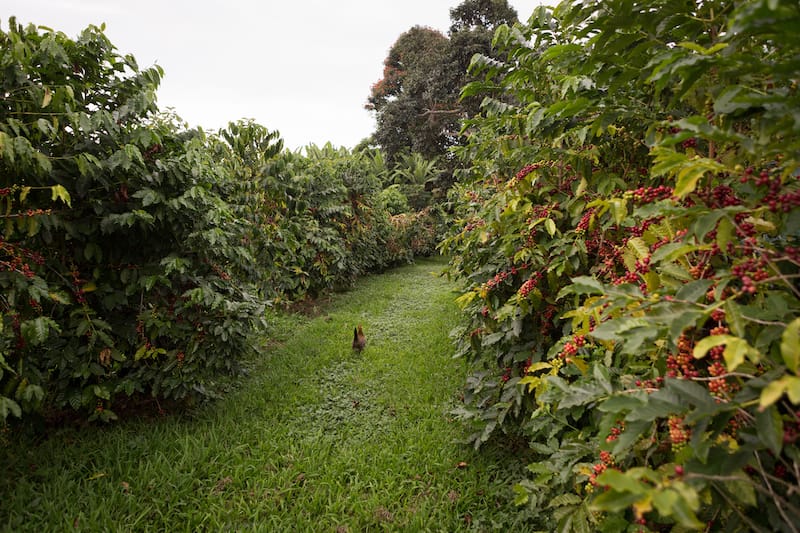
<box><xmin>0</xmin><ymin>258</ymin><xmax>530</xmax><ymax>532</ymax></box>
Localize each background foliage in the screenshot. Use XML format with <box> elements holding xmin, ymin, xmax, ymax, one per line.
<box><xmin>442</xmin><ymin>0</ymin><xmax>800</xmax><ymax>530</ymax></box>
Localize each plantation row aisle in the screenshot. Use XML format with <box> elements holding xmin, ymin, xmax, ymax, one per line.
<box><xmin>1</xmin><ymin>258</ymin><xmax>530</xmax><ymax>531</ymax></box>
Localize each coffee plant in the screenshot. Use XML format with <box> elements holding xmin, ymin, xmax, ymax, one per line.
<box><xmin>0</xmin><ymin>19</ymin><xmax>444</xmax><ymax>424</ymax></box>
<box><xmin>0</xmin><ymin>19</ymin><xmax>271</xmax><ymax>422</ymax></box>
<box><xmin>442</xmin><ymin>1</ymin><xmax>800</xmax><ymax>530</ymax></box>
<box><xmin>216</xmin><ymin>135</ymin><xmax>443</xmax><ymax>303</ymax></box>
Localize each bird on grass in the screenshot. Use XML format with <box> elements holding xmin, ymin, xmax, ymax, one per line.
<box><xmin>352</xmin><ymin>325</ymin><xmax>366</xmax><ymax>352</ymax></box>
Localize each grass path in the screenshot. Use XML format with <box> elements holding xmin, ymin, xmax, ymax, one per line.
<box><xmin>1</xmin><ymin>258</ymin><xmax>527</xmax><ymax>532</ymax></box>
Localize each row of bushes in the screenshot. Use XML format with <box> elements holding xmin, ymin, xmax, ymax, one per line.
<box><xmin>0</xmin><ymin>19</ymin><xmax>442</xmax><ymax>423</ymax></box>
<box><xmin>443</xmin><ymin>1</ymin><xmax>799</xmax><ymax>531</ymax></box>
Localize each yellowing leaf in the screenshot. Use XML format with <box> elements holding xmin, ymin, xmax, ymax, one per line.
<box><xmin>455</xmin><ymin>291</ymin><xmax>477</xmax><ymax>308</ymax></box>
<box><xmin>633</xmin><ymin>494</ymin><xmax>653</xmax><ymax>519</ymax></box>
<box><xmin>513</xmin><ymin>484</ymin><xmax>529</xmax><ymax>505</ymax></box>
<box><xmin>677</xmin><ymin>41</ymin><xmax>728</xmax><ymax>55</ymax></box>
<box><xmin>569</xmin><ymin>357</ymin><xmax>588</xmax><ymax>375</ymax></box>
<box><xmin>48</xmin><ymin>291</ymin><xmax>67</xmax><ymax>304</ymax></box>
<box><xmin>746</xmin><ymin>216</ymin><xmax>776</xmax><ymax>235</ymax></box>
<box><xmin>781</xmin><ymin>318</ymin><xmax>800</xmax><ymax>375</ymax></box>
<box><xmin>134</xmin><ymin>344</ymin><xmax>148</xmax><ymax>361</ymax></box>
<box><xmin>42</xmin><ymin>87</ymin><xmax>52</xmax><ymax>108</ymax></box>
<box><xmin>545</xmin><ymin>218</ymin><xmax>556</xmax><ymax>236</ymax></box>
<box><xmin>693</xmin><ymin>334</ymin><xmax>759</xmax><ymax>371</ymax></box>
<box><xmin>787</xmin><ymin>377</ymin><xmax>800</xmax><ymax>404</ymax></box>
<box><xmin>627</xmin><ymin>237</ymin><xmax>649</xmax><ymax>260</ymax></box>
<box><xmin>575</xmin><ymin>177</ymin><xmax>588</xmax><ymax>198</ymax></box>
<box><xmin>669</xmin><ymin>158</ymin><xmax>725</xmax><ymax>198</ymax></box>
<box><xmin>644</xmin><ymin>272</ymin><xmax>660</xmax><ymax>293</ymax></box>
<box><xmin>19</xmin><ymin>186</ymin><xmax>31</xmax><ymax>204</ymax></box>
<box><xmin>760</xmin><ymin>377</ymin><xmax>790</xmax><ymax>409</ymax></box>
<box><xmin>51</xmin><ymin>184</ymin><xmax>72</xmax><ymax>207</ymax></box>
<box><xmin>722</xmin><ymin>338</ymin><xmax>749</xmax><ymax>372</ymax></box>
<box><xmin>518</xmin><ymin>375</ymin><xmax>540</xmax><ymax>392</ymax></box>
<box><xmin>526</xmin><ymin>362</ymin><xmax>551</xmax><ymax>374</ymax></box>
<box><xmin>610</xmin><ymin>198</ymin><xmax>628</xmax><ymax>225</ymax></box>
<box><xmin>693</xmin><ymin>335</ymin><xmax>728</xmax><ymax>360</ymax></box>
<box><xmin>675</xmin><ymin>164</ymin><xmax>707</xmax><ymax>198</ymax></box>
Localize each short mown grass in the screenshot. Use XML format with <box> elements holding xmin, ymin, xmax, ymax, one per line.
<box><xmin>0</xmin><ymin>258</ymin><xmax>531</xmax><ymax>532</ymax></box>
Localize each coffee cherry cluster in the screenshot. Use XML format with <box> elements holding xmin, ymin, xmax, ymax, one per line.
<box><xmin>612</xmin><ymin>270</ymin><xmax>639</xmax><ymax>286</ymax></box>
<box><xmin>688</xmin><ymin>261</ymin><xmax>713</xmax><ymax>280</ymax></box>
<box><xmin>560</xmin><ymin>340</ymin><xmax>578</xmax><ymax>362</ymax></box>
<box><xmin>668</xmin><ymin>416</ymin><xmax>691</xmax><ymax>451</ymax></box>
<box><xmin>606</xmin><ymin>421</ymin><xmax>625</xmax><ymax>443</ymax></box>
<box><xmin>69</xmin><ymin>267</ymin><xmax>88</xmax><ymax>305</ymax></box>
<box><xmin>481</xmin><ymin>270</ymin><xmax>510</xmax><ymax>293</ymax></box>
<box><xmin>587</xmin><ymin>451</ymin><xmax>616</xmax><ymax>489</ymax></box>
<box><xmin>518</xmin><ymin>272</ymin><xmax>542</xmax><ymax>298</ymax></box>
<box><xmin>709</xmin><ymin>184</ymin><xmax>742</xmax><ymax>208</ymax></box>
<box><xmin>706</xmin><ymin>330</ymin><xmax>733</xmax><ymax>397</ymax></box>
<box><xmin>540</xmin><ymin>305</ymin><xmax>557</xmax><ymax>337</ymax></box>
<box><xmin>463</xmin><ymin>218</ymin><xmax>486</xmax><ymax>232</ymax></box>
<box><xmin>515</xmin><ymin>163</ymin><xmax>541</xmax><ymax>180</ymax></box>
<box><xmin>629</xmin><ymin>217</ymin><xmax>660</xmax><ymax>238</ymax></box>
<box><xmin>1</xmin><ymin>239</ymin><xmax>40</xmax><ymax>280</ymax></box>
<box><xmin>635</xmin><ymin>256</ymin><xmax>651</xmax><ymax>275</ymax></box>
<box><xmin>576</xmin><ymin>209</ymin><xmax>595</xmax><ymax>233</ymax></box>
<box><xmin>210</xmin><ymin>262</ymin><xmax>231</xmax><ymax>281</ymax></box>
<box><xmin>774</xmin><ymin>189</ymin><xmax>800</xmax><ymax>212</ymax></box>
<box><xmin>784</xmin><ymin>246</ymin><xmax>800</xmax><ymax>264</ymax></box>
<box><xmin>741</xmin><ymin>167</ymin><xmax>800</xmax><ymax>212</ymax></box>
<box><xmin>634</xmin><ymin>376</ymin><xmax>664</xmax><ymax>391</ymax></box>
<box><xmin>630</xmin><ymin>185</ymin><xmax>674</xmax><ymax>204</ymax></box>
<box><xmin>666</xmin><ymin>334</ymin><xmax>698</xmax><ymax>378</ymax></box>
<box><xmin>784</xmin><ymin>416</ymin><xmax>800</xmax><ymax>445</ymax></box>
<box><xmin>732</xmin><ymin>257</ymin><xmax>770</xmax><ymax>295</ymax></box>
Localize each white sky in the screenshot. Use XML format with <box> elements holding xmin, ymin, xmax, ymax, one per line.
<box><xmin>4</xmin><ymin>1</ymin><xmax>539</xmax><ymax>150</ymax></box>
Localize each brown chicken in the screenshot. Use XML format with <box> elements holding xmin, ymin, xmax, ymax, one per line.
<box><xmin>352</xmin><ymin>325</ymin><xmax>366</xmax><ymax>352</ymax></box>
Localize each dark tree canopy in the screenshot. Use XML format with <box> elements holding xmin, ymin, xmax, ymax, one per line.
<box><xmin>366</xmin><ymin>1</ymin><xmax>518</xmax><ymax>166</ymax></box>
<box><xmin>366</xmin><ymin>26</ymin><xmax>452</xmax><ymax>163</ymax></box>
<box><xmin>449</xmin><ymin>0</ymin><xmax>519</xmax><ymax>33</ymax></box>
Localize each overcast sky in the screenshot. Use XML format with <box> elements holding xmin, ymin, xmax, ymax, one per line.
<box><xmin>5</xmin><ymin>1</ymin><xmax>539</xmax><ymax>150</ymax></box>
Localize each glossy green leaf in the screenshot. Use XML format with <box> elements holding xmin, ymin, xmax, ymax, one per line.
<box><xmin>755</xmin><ymin>405</ymin><xmax>783</xmax><ymax>455</ymax></box>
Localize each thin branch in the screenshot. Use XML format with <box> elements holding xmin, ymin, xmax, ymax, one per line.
<box><xmin>690</xmin><ymin>372</ymin><xmax>758</xmax><ymax>381</ymax></box>
<box><xmin>739</xmin><ymin>316</ymin><xmax>789</xmax><ymax>327</ymax></box>
<box><xmin>754</xmin><ymin>452</ymin><xmax>800</xmax><ymax>532</ymax></box>
<box><xmin>689</xmin><ymin>470</ymin><xmax>800</xmax><ymax>524</ymax></box>
<box><xmin>419</xmin><ymin>108</ymin><xmax>464</xmax><ymax>117</ymax></box>
<box><xmin>710</xmin><ymin>482</ymin><xmax>770</xmax><ymax>533</ymax></box>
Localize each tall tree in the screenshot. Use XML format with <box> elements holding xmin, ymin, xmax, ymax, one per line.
<box><xmin>446</xmin><ymin>0</ymin><xmax>519</xmax><ymax>118</ymax></box>
<box><xmin>366</xmin><ymin>26</ymin><xmax>451</xmax><ymax>163</ymax></box>
<box><xmin>448</xmin><ymin>0</ymin><xmax>518</xmax><ymax>33</ymax></box>
<box><xmin>366</xmin><ymin>1</ymin><xmax>518</xmax><ymax>167</ymax></box>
